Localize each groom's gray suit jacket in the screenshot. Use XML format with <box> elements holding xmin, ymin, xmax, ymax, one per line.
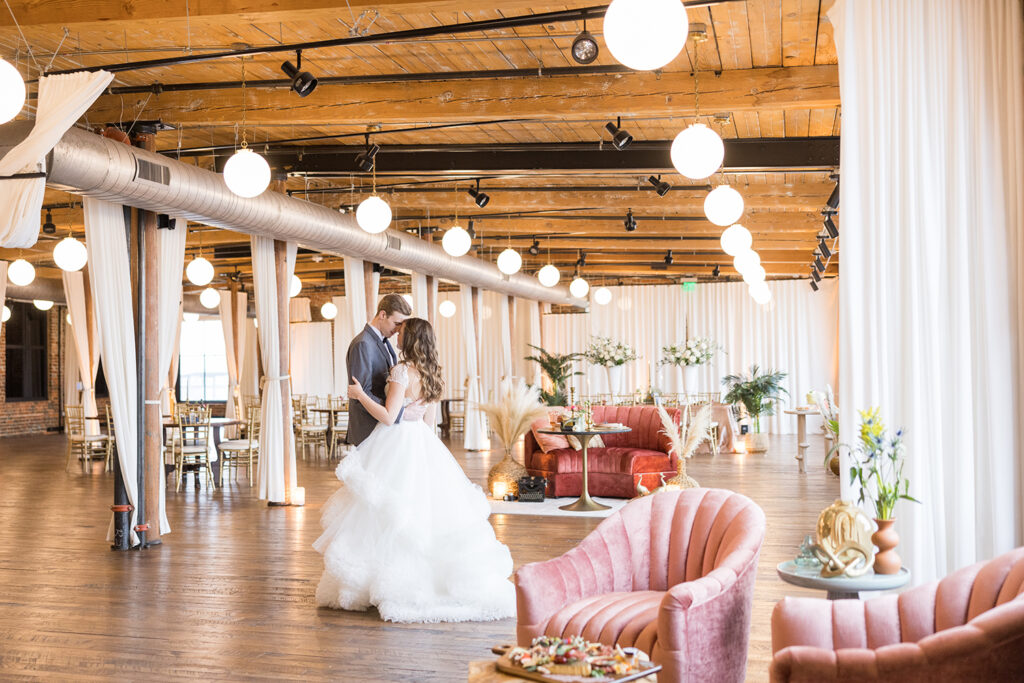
<box><xmin>346</xmin><ymin>324</ymin><xmax>400</xmax><ymax>446</ymax></box>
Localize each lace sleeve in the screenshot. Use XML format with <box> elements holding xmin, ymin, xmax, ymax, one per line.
<box><xmin>387</xmin><ymin>363</ymin><xmax>410</xmax><ymax>387</ymax></box>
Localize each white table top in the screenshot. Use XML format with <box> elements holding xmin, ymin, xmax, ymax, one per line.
<box><xmin>777</xmin><ymin>560</ymin><xmax>911</xmax><ymax>593</ymax></box>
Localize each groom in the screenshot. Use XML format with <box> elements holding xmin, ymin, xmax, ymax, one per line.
<box><xmin>346</xmin><ymin>293</ymin><xmax>413</xmax><ymax>446</ymax></box>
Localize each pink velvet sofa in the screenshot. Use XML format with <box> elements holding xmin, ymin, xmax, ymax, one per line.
<box><xmin>515</xmin><ymin>488</ymin><xmax>766</xmax><ymax>682</ymax></box>
<box><xmin>524</xmin><ymin>405</ymin><xmax>680</xmax><ymax>499</ymax></box>
<box><xmin>771</xmin><ymin>546</ymin><xmax>1024</xmax><ymax>682</ymax></box>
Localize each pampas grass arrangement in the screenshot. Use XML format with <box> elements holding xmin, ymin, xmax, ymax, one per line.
<box><xmin>658</xmin><ymin>403</ymin><xmax>713</xmax><ymax>490</ymax></box>
<box><xmin>479</xmin><ymin>379</ymin><xmax>550</xmax><ymax>496</ymax></box>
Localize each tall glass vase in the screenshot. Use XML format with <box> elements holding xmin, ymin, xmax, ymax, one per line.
<box><xmin>682</xmin><ymin>364</ymin><xmax>699</xmax><ymax>395</ymax></box>
<box><xmin>605</xmin><ymin>364</ymin><xmax>623</xmax><ymax>396</ymax></box>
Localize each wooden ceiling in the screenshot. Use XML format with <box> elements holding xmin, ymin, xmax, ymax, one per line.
<box><xmin>0</xmin><ymin>0</ymin><xmax>840</xmax><ymax>296</ymax></box>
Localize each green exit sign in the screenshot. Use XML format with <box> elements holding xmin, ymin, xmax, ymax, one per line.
<box><xmin>682</xmin><ymin>282</ymin><xmax>697</xmax><ymax>292</ymax></box>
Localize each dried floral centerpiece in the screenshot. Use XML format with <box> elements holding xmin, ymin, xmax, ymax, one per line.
<box><xmin>480</xmin><ymin>378</ymin><xmax>550</xmax><ymax>497</ymax></box>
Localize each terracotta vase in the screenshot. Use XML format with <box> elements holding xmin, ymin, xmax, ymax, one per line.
<box><xmin>872</xmin><ymin>518</ymin><xmax>901</xmax><ymax>574</ymax></box>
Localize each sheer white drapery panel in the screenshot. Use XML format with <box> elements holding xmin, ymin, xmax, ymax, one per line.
<box><xmin>332</xmin><ymin>295</ymin><xmax>353</xmax><ymax>395</ymax></box>
<box><xmin>167</xmin><ymin>304</ymin><xmax>183</xmax><ymax>410</ymax></box>
<box><xmin>499</xmin><ymin>295</ymin><xmax>513</xmax><ymax>379</ymax></box>
<box><xmin>218</xmin><ymin>290</ymin><xmax>247</xmax><ymax>421</ymax></box>
<box><xmin>84</xmin><ymin>197</ymin><xmax>141</xmax><ymax>542</ymax></box>
<box><xmin>251</xmin><ymin>236</ymin><xmax>298</xmax><ymax>503</ymax></box>
<box><xmin>291</xmin><ymin>322</ymin><xmax>334</xmax><ymax>397</ymax></box>
<box><xmin>542</xmin><ymin>280</ymin><xmax>838</xmax><ymax>434</ymax></box>
<box><xmin>460</xmin><ymin>285</ymin><xmax>490</xmax><ymax>450</ymax></box>
<box><xmin>289</xmin><ymin>297</ymin><xmax>311</xmax><ymax>323</ymax></box>
<box><xmin>367</xmin><ymin>269</ymin><xmax>380</xmax><ymax>319</ymax></box>
<box><xmin>343</xmin><ymin>256</ymin><xmax>368</xmax><ymax>335</ymax></box>
<box><xmin>158</xmin><ymin>224</ymin><xmax>186</xmax><ymax>418</ymax></box>
<box><xmin>411</xmin><ymin>273</ymin><xmax>429</xmax><ymax>319</ymax></box>
<box><xmin>63</xmin><ymin>270</ymin><xmax>101</xmax><ymax>435</ymax></box>
<box><xmin>62</xmin><ymin>316</ymin><xmax>79</xmax><ymax>410</ymax></box>
<box><xmin>830</xmin><ymin>0</ymin><xmax>1024</xmax><ymax>584</ymax></box>
<box><xmin>239</xmin><ymin>317</ymin><xmax>259</xmax><ymax>399</ymax></box>
<box><xmin>0</xmin><ymin>71</ymin><xmax>113</xmax><ymax>247</ymax></box>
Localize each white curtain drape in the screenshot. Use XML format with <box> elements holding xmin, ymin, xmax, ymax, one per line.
<box><xmin>289</xmin><ymin>297</ymin><xmax>311</xmax><ymax>323</ymax></box>
<box><xmin>542</xmin><ymin>280</ymin><xmax>839</xmax><ymax>434</ymax></box>
<box><xmin>526</xmin><ymin>299</ymin><xmax>543</xmax><ymax>386</ymax></box>
<box><xmin>0</xmin><ymin>261</ymin><xmax>6</xmax><ymax>329</ymax></box>
<box><xmin>0</xmin><ymin>71</ymin><xmax>114</xmax><ymax>248</ymax></box>
<box><xmin>291</xmin><ymin>321</ymin><xmax>334</xmax><ymax>397</ymax></box>
<box><xmin>62</xmin><ymin>314</ymin><xmax>79</xmax><ymax>409</ymax></box>
<box><xmin>830</xmin><ymin>0</ymin><xmax>1024</xmax><ymax>584</ymax></box>
<box><xmin>499</xmin><ymin>295</ymin><xmax>513</xmax><ymax>379</ymax></box>
<box><xmin>251</xmin><ymin>236</ymin><xmax>298</xmax><ymax>503</ymax></box>
<box><xmin>332</xmin><ymin>295</ymin><xmax>355</xmax><ymax>395</ymax></box>
<box><xmin>460</xmin><ymin>285</ymin><xmax>489</xmax><ymax>450</ymax></box>
<box><xmin>167</xmin><ymin>304</ymin><xmax>183</xmax><ymax>411</ymax></box>
<box><xmin>411</xmin><ymin>273</ymin><xmax>428</xmax><ymax>317</ymax></box>
<box><xmin>85</xmin><ymin>197</ymin><xmax>146</xmax><ymax>541</ymax></box>
<box><xmin>62</xmin><ymin>270</ymin><xmax>101</xmax><ymax>435</ymax></box>
<box><xmin>158</xmin><ymin>224</ymin><xmax>186</xmax><ymax>419</ymax></box>
<box><xmin>240</xmin><ymin>317</ymin><xmax>260</xmax><ymax>399</ymax></box>
<box><xmin>367</xmin><ymin>268</ymin><xmax>380</xmax><ymax>318</ymax></box>
<box><xmin>218</xmin><ymin>290</ymin><xmax>247</xmax><ymax>421</ymax></box>
<box><xmin>343</xmin><ymin>256</ymin><xmax>368</xmax><ymax>333</ymax></box>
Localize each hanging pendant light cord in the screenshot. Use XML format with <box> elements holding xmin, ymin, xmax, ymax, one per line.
<box><xmin>240</xmin><ymin>57</ymin><xmax>248</xmax><ymax>149</ymax></box>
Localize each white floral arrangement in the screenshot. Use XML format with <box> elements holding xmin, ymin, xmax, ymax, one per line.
<box><xmin>661</xmin><ymin>337</ymin><xmax>719</xmax><ymax>367</ymax></box>
<box><xmin>583</xmin><ymin>335</ymin><xmax>639</xmax><ymax>367</ymax></box>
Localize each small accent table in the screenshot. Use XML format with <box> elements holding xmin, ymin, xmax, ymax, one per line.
<box><xmin>784</xmin><ymin>408</ymin><xmax>818</xmax><ymax>473</ymax></box>
<box><xmin>538</xmin><ymin>427</ymin><xmax>631</xmax><ymax>512</ymax></box>
<box><xmin>777</xmin><ymin>560</ymin><xmax>911</xmax><ymax>600</ymax></box>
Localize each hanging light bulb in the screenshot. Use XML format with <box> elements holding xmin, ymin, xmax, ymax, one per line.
<box><xmin>0</xmin><ymin>58</ymin><xmax>26</xmax><ymax>124</ymax></box>
<box><xmin>593</xmin><ymin>287</ymin><xmax>613</xmax><ymax>305</ymax></box>
<box><xmin>223</xmin><ymin>145</ymin><xmax>271</xmax><ymax>198</ymax></box>
<box><xmin>199</xmin><ymin>288</ymin><xmax>221</xmax><ymax>309</ymax></box>
<box><xmin>569</xmin><ymin>277</ymin><xmax>590</xmax><ymax>298</ymax></box>
<box><xmin>442</xmin><ymin>225</ymin><xmax>472</xmax><ymax>257</ymax></box>
<box><xmin>733</xmin><ymin>249</ymin><xmax>761</xmax><ymax>274</ymax></box>
<box><xmin>185</xmin><ymin>255</ymin><xmax>215</xmax><ymax>286</ymax></box>
<box><xmin>670</xmin><ymin>123</ymin><xmax>724</xmax><ymax>179</ymax></box>
<box><xmin>1</xmin><ymin>305</ymin><xmax>9</xmax><ymax>323</ymax></box>
<box><xmin>356</xmin><ymin>195</ymin><xmax>392</xmax><ymax>233</ymax></box>
<box><xmin>290</xmin><ymin>275</ymin><xmax>302</xmax><ymax>298</ymax></box>
<box><xmin>537</xmin><ymin>264</ymin><xmax>561</xmax><ymax>287</ymax></box>
<box><xmin>320</xmin><ymin>301</ymin><xmax>338</xmax><ymax>320</ymax></box>
<box><xmin>53</xmin><ymin>236</ymin><xmax>88</xmax><ymax>272</ymax></box>
<box><xmin>719</xmin><ymin>224</ymin><xmax>753</xmax><ymax>255</ymax></box>
<box><xmin>7</xmin><ymin>258</ymin><xmax>35</xmax><ymax>286</ymax></box>
<box><xmin>603</xmin><ymin>0</ymin><xmax>689</xmax><ymax>71</ymax></box>
<box><xmin>439</xmin><ymin>300</ymin><xmax>456</xmax><ymax>318</ymax></box>
<box><xmin>751</xmin><ymin>282</ymin><xmax>772</xmax><ymax>305</ymax></box>
<box><xmin>32</xmin><ymin>299</ymin><xmax>53</xmax><ymax>311</ymax></box>
<box><xmin>496</xmin><ymin>247</ymin><xmax>522</xmax><ymax>275</ymax></box>
<box><xmin>704</xmin><ymin>185</ymin><xmax>744</xmax><ymax>226</ymax></box>
<box><xmin>742</xmin><ymin>264</ymin><xmax>766</xmax><ymax>284</ymax></box>
<box><xmin>749</xmin><ymin>280</ymin><xmax>769</xmax><ymax>299</ymax></box>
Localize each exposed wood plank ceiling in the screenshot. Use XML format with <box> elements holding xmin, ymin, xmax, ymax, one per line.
<box><xmin>0</xmin><ymin>0</ymin><xmax>840</xmax><ymax>297</ymax></box>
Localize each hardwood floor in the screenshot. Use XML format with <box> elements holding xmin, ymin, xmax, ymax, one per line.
<box><xmin>0</xmin><ymin>433</ymin><xmax>837</xmax><ymax>681</ymax></box>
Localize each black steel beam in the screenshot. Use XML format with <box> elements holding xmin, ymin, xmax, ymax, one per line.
<box><xmin>245</xmin><ymin>137</ymin><xmax>839</xmax><ymax>177</ymax></box>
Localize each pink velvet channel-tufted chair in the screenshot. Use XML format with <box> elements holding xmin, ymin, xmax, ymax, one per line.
<box><xmin>514</xmin><ymin>488</ymin><xmax>766</xmax><ymax>683</ymax></box>
<box><xmin>771</xmin><ymin>547</ymin><xmax>1024</xmax><ymax>682</ymax></box>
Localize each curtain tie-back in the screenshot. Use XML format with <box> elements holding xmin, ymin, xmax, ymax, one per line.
<box><xmin>264</xmin><ymin>375</ymin><xmax>290</xmax><ymax>382</ymax></box>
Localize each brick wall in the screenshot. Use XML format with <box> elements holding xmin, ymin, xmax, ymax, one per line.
<box><xmin>0</xmin><ymin>306</ymin><xmax>64</xmax><ymax>436</ymax></box>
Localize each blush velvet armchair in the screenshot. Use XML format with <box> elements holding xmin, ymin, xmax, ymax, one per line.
<box><xmin>771</xmin><ymin>546</ymin><xmax>1024</xmax><ymax>682</ymax></box>
<box><xmin>514</xmin><ymin>488</ymin><xmax>766</xmax><ymax>683</ymax></box>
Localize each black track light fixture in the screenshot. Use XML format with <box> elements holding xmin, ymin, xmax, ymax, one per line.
<box><xmin>712</xmin><ymin>264</ymin><xmax>721</xmax><ymax>278</ymax></box>
<box><xmin>354</xmin><ymin>136</ymin><xmax>380</xmax><ymax>173</ymax></box>
<box><xmin>605</xmin><ymin>117</ymin><xmax>633</xmax><ymax>151</ymax></box>
<box><xmin>823</xmin><ymin>214</ymin><xmax>839</xmax><ymax>239</ymax></box>
<box><xmin>576</xmin><ymin>251</ymin><xmax>587</xmax><ymax>267</ymax></box>
<box><xmin>467</xmin><ymin>179</ymin><xmax>490</xmax><ymax>208</ymax></box>
<box><xmin>814</xmin><ymin>251</ymin><xmax>826</xmax><ymax>273</ymax></box>
<box><xmin>467</xmin><ymin>219</ymin><xmax>476</xmax><ymax>239</ymax></box>
<box><xmin>157</xmin><ymin>214</ymin><xmax>175</xmax><ymax>230</ymax></box>
<box><xmin>624</xmin><ymin>208</ymin><xmax>637</xmax><ymax>232</ymax></box>
<box><xmin>818</xmin><ymin>237</ymin><xmax>832</xmax><ymax>259</ymax></box>
<box><xmin>809</xmin><ymin>279</ymin><xmax>819</xmax><ymax>291</ymax></box>
<box><xmin>664</xmin><ymin>250</ymin><xmax>674</xmax><ymax>265</ymax></box>
<box><xmin>528</xmin><ymin>239</ymin><xmax>540</xmax><ymax>256</ymax></box>
<box><xmin>571</xmin><ymin>19</ymin><xmax>599</xmax><ymax>64</ymax></box>
<box><xmin>648</xmin><ymin>175</ymin><xmax>671</xmax><ymax>197</ymax></box>
<box><xmin>280</xmin><ymin>50</ymin><xmax>318</xmax><ymax>97</ymax></box>
<box><xmin>811</xmin><ymin>267</ymin><xmax>822</xmax><ymax>282</ymax></box>
<box><xmin>826</xmin><ymin>179</ymin><xmax>840</xmax><ymax>209</ymax></box>
<box><xmin>41</xmin><ymin>210</ymin><xmax>56</xmax><ymax>234</ymax></box>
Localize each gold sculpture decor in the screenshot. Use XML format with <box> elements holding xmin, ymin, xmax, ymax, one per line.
<box><xmin>812</xmin><ymin>499</ymin><xmax>875</xmax><ymax>578</ymax></box>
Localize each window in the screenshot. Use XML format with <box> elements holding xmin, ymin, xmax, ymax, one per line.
<box><xmin>5</xmin><ymin>302</ymin><xmax>48</xmax><ymax>401</ymax></box>
<box><xmin>177</xmin><ymin>318</ymin><xmax>228</xmax><ymax>402</ymax></box>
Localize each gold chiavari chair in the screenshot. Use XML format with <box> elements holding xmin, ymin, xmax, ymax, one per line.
<box><xmin>172</xmin><ymin>404</ymin><xmax>214</xmax><ymax>491</ymax></box>
<box><xmin>216</xmin><ymin>405</ymin><xmax>260</xmax><ymax>486</ymax></box>
<box><xmin>327</xmin><ymin>395</ymin><xmax>349</xmax><ymax>459</ymax></box>
<box><xmin>294</xmin><ymin>396</ymin><xmax>328</xmax><ymax>459</ymax></box>
<box><xmin>65</xmin><ymin>404</ymin><xmax>110</xmax><ymax>471</ymax></box>
<box><xmin>104</xmin><ymin>404</ymin><xmax>117</xmax><ymax>472</ymax></box>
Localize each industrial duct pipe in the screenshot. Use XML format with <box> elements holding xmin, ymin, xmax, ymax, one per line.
<box><xmin>1</xmin><ymin>124</ymin><xmax>580</xmax><ymax>306</ymax></box>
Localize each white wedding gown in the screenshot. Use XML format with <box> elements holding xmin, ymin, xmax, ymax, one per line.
<box><xmin>314</xmin><ymin>364</ymin><xmax>516</xmax><ymax>623</ymax></box>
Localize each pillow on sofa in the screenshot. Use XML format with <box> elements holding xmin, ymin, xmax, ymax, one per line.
<box><xmin>566</xmin><ymin>433</ymin><xmax>605</xmax><ymax>450</ymax></box>
<box><xmin>531</xmin><ymin>416</ymin><xmax>570</xmax><ymax>453</ymax></box>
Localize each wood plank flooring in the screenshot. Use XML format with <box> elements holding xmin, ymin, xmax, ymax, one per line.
<box><xmin>0</xmin><ymin>433</ymin><xmax>837</xmax><ymax>681</ymax></box>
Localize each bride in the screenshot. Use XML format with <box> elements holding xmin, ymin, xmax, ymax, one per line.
<box><xmin>314</xmin><ymin>317</ymin><xmax>516</xmax><ymax>623</ymax></box>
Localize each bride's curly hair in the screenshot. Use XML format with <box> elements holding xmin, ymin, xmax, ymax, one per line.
<box><xmin>399</xmin><ymin>317</ymin><xmax>444</xmax><ymax>402</ymax></box>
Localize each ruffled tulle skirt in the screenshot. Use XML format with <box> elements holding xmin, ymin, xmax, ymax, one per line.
<box><xmin>313</xmin><ymin>419</ymin><xmax>516</xmax><ymax>623</ymax></box>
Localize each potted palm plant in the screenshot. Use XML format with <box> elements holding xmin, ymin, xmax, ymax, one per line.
<box><xmin>524</xmin><ymin>344</ymin><xmax>582</xmax><ymax>406</ymax></box>
<box><xmin>722</xmin><ymin>365</ymin><xmax>788</xmax><ymax>453</ymax></box>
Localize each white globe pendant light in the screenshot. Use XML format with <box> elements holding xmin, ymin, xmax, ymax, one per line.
<box><xmin>750</xmin><ymin>282</ymin><xmax>772</xmax><ymax>305</ymax></box>
<box><xmin>720</xmin><ymin>224</ymin><xmax>753</xmax><ymax>256</ymax></box>
<box><xmin>604</xmin><ymin>0</ymin><xmax>688</xmax><ymax>71</ymax></box>
<box><xmin>66</xmin><ymin>313</ymin><xmax>72</xmax><ymax>325</ymax></box>
<box><xmin>356</xmin><ymin>195</ymin><xmax>392</xmax><ymax>233</ymax></box>
<box><xmin>670</xmin><ymin>123</ymin><xmax>725</xmax><ymax>179</ymax></box>
<box><xmin>733</xmin><ymin>249</ymin><xmax>761</xmax><ymax>274</ymax></box>
<box><xmin>223</xmin><ymin>146</ymin><xmax>271</xmax><ymax>198</ymax></box>
<box><xmin>0</xmin><ymin>58</ymin><xmax>26</xmax><ymax>124</ymax></box>
<box><xmin>439</xmin><ymin>300</ymin><xmax>456</xmax><ymax>318</ymax></box>
<box><xmin>7</xmin><ymin>258</ymin><xmax>34</xmax><ymax>286</ymax></box>
<box><xmin>33</xmin><ymin>299</ymin><xmax>53</xmax><ymax>311</ymax></box>
<box><xmin>742</xmin><ymin>263</ymin><xmax>766</xmax><ymax>285</ymax></box>
<box><xmin>199</xmin><ymin>287</ymin><xmax>221</xmax><ymax>309</ymax></box>
<box><xmin>290</xmin><ymin>275</ymin><xmax>302</xmax><ymax>298</ymax></box>
<box><xmin>53</xmin><ymin>236</ymin><xmax>88</xmax><ymax>272</ymax></box>
<box><xmin>320</xmin><ymin>301</ymin><xmax>338</xmax><ymax>320</ymax></box>
<box><xmin>402</xmin><ymin>293</ymin><xmax>414</xmax><ymax>307</ymax></box>
<box><xmin>183</xmin><ymin>312</ymin><xmax>200</xmax><ymax>323</ymax></box>
<box><xmin>496</xmin><ymin>247</ymin><xmax>522</xmax><ymax>275</ymax></box>
<box><xmin>704</xmin><ymin>185</ymin><xmax>744</xmax><ymax>226</ymax></box>
<box><xmin>593</xmin><ymin>287</ymin><xmax>613</xmax><ymax>305</ymax></box>
<box><xmin>749</xmin><ymin>280</ymin><xmax>769</xmax><ymax>298</ymax></box>
<box><xmin>537</xmin><ymin>264</ymin><xmax>561</xmax><ymax>287</ymax></box>
<box><xmin>185</xmin><ymin>255</ymin><xmax>215</xmax><ymax>286</ymax></box>
<box><xmin>1</xmin><ymin>305</ymin><xmax>9</xmax><ymax>322</ymax></box>
<box><xmin>569</xmin><ymin>276</ymin><xmax>590</xmax><ymax>298</ymax></box>
<box><xmin>442</xmin><ymin>225</ymin><xmax>472</xmax><ymax>257</ymax></box>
